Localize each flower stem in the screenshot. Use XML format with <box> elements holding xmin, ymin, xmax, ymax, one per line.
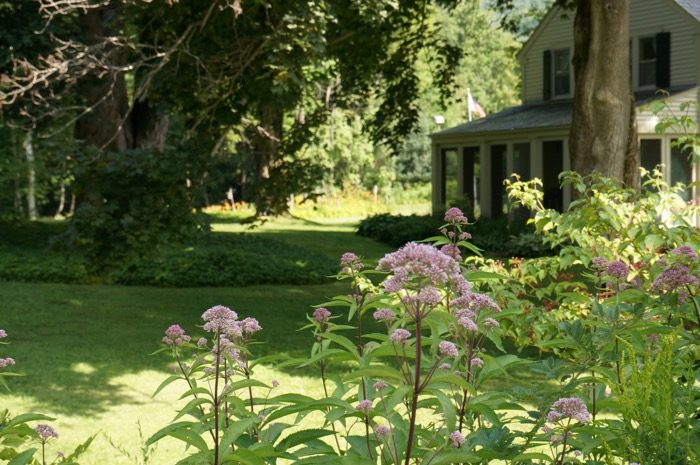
<box><xmin>404</xmin><ymin>315</ymin><xmax>422</xmax><ymax>465</ymax></box>
<box><xmin>213</xmin><ymin>334</ymin><xmax>222</xmax><ymax>465</ymax></box>
<box><xmin>320</xmin><ymin>362</ymin><xmax>343</xmax><ymax>453</ymax></box>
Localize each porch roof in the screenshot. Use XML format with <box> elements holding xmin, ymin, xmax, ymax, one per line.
<box><xmin>431</xmin><ymin>85</ymin><xmax>697</xmax><ymax>139</ymax></box>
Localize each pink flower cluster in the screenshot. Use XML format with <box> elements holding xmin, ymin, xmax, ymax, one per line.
<box><xmin>34</xmin><ymin>424</ymin><xmax>58</xmax><ymax>441</ymax></box>
<box><xmin>651</xmin><ymin>263</ymin><xmax>698</xmax><ymax>299</ymax></box>
<box><xmin>390</xmin><ymin>328</ymin><xmax>411</xmax><ymax>343</ymax></box>
<box><xmin>162</xmin><ymin>324</ymin><xmax>191</xmax><ymax>346</ymax></box>
<box><xmin>671</xmin><ymin>245</ymin><xmax>698</xmax><ymax>261</ymax></box>
<box><xmin>444</xmin><ymin>207</ymin><xmax>468</xmax><ymax>225</ymax></box>
<box><xmin>202</xmin><ymin>305</ymin><xmax>239</xmax><ymax>333</ymax></box>
<box><xmin>375</xmin><ymin>425</ymin><xmax>390</xmax><ymax>438</ymax></box>
<box><xmin>313</xmin><ymin>307</ymin><xmax>331</xmax><ymax>323</ymax></box>
<box><xmin>449</xmin><ymin>430</ymin><xmax>465</xmax><ymax>447</ymax></box>
<box><xmin>546</xmin><ymin>397</ymin><xmax>591</xmax><ymax>424</ymax></box>
<box><xmin>0</xmin><ymin>329</ymin><xmax>6</xmax><ymax>339</ymax></box>
<box><xmin>356</xmin><ymin>399</ymin><xmax>373</xmax><ymax>414</ymax></box>
<box><xmin>379</xmin><ymin>242</ymin><xmax>465</xmax><ymax>291</ymax></box>
<box><xmin>438</xmin><ymin>341</ymin><xmax>459</xmax><ymax>358</ymax></box>
<box><xmin>606</xmin><ymin>260</ymin><xmax>630</xmax><ymax>280</ymax></box>
<box><xmin>372</xmin><ymin>308</ymin><xmax>394</xmax><ymax>323</ymax></box>
<box><xmin>0</xmin><ymin>357</ymin><xmax>15</xmax><ymax>369</ymax></box>
<box><xmin>340</xmin><ymin>252</ymin><xmax>364</xmax><ymax>271</ymax></box>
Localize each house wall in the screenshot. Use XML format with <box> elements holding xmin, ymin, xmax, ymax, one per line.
<box><xmin>520</xmin><ymin>0</ymin><xmax>700</xmax><ymax>104</ymax></box>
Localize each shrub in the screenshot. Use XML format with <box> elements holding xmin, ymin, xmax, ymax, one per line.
<box><xmin>357</xmin><ymin>213</ymin><xmax>553</xmax><ymax>257</ymax></box>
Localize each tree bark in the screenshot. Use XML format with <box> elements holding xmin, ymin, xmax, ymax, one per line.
<box><xmin>23</xmin><ymin>130</ymin><xmax>38</xmax><ymax>221</ymax></box>
<box><xmin>570</xmin><ymin>0</ymin><xmax>639</xmax><ymax>185</ymax></box>
<box><xmin>253</xmin><ymin>105</ymin><xmax>284</xmax><ymax>215</ymax></box>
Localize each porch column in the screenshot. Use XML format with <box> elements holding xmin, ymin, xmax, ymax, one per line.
<box><xmin>479</xmin><ymin>142</ymin><xmax>491</xmax><ymax>218</ymax></box>
<box><xmin>432</xmin><ymin>142</ymin><xmax>443</xmax><ymax>215</ymax></box>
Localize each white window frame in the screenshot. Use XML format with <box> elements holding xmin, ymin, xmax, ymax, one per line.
<box><xmin>551</xmin><ymin>48</ymin><xmax>572</xmax><ymax>98</ymax></box>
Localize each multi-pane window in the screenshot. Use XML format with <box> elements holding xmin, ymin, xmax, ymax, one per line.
<box><xmin>553</xmin><ymin>49</ymin><xmax>570</xmax><ymax>96</ymax></box>
<box><xmin>638</xmin><ymin>36</ymin><xmax>657</xmax><ymax>87</ymax></box>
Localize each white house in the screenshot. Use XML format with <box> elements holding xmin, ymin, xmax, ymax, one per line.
<box><xmin>430</xmin><ymin>0</ymin><xmax>700</xmax><ymax>217</ymax></box>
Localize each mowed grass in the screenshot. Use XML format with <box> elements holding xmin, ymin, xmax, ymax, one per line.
<box><xmin>0</xmin><ymin>217</ymin><xmax>393</xmax><ymax>464</ymax></box>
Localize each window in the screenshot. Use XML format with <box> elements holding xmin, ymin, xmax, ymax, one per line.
<box><xmin>671</xmin><ymin>139</ymin><xmax>693</xmax><ymax>201</ymax></box>
<box><xmin>638</xmin><ymin>36</ymin><xmax>656</xmax><ymax>88</ymax></box>
<box><xmin>542</xmin><ymin>140</ymin><xmax>564</xmax><ymax>212</ymax></box>
<box><xmin>553</xmin><ymin>49</ymin><xmax>571</xmax><ymax>96</ymax></box>
<box><xmin>640</xmin><ymin>139</ymin><xmax>662</xmax><ymax>190</ymax></box>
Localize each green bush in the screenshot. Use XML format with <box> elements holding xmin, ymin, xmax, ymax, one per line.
<box><xmin>0</xmin><ymin>221</ymin><xmax>336</xmax><ymax>287</ymax></box>
<box><xmin>357</xmin><ymin>213</ymin><xmax>554</xmax><ymax>257</ymax></box>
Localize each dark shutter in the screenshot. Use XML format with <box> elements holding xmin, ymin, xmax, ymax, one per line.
<box><xmin>656</xmin><ymin>32</ymin><xmax>671</xmax><ymax>90</ymax></box>
<box><xmin>543</xmin><ymin>50</ymin><xmax>552</xmax><ymax>100</ymax></box>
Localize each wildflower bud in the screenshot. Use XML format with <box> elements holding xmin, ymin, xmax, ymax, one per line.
<box><xmin>439</xmin><ymin>363</ymin><xmax>451</xmax><ymax>370</ymax></box>
<box><xmin>373</xmin><ymin>380</ymin><xmax>387</xmax><ymax>391</ymax></box>
<box><xmin>390</xmin><ymin>329</ymin><xmax>411</xmax><ymax>344</ymax></box>
<box><xmin>469</xmin><ymin>357</ymin><xmax>484</xmax><ymax>368</ymax></box>
<box><xmin>271</xmin><ymin>379</ymin><xmax>280</xmax><ymax>388</ymax></box>
<box><xmin>444</xmin><ymin>207</ymin><xmax>468</xmax><ymax>225</ymax></box>
<box><xmin>197</xmin><ymin>338</ymin><xmax>208</xmax><ymax>347</ymax></box>
<box><xmin>483</xmin><ymin>318</ymin><xmax>499</xmax><ymax>329</ymax></box>
<box><xmin>0</xmin><ymin>329</ymin><xmax>7</xmax><ymax>339</ymax></box>
<box><xmin>162</xmin><ymin>324</ymin><xmax>191</xmax><ymax>346</ymax></box>
<box><xmin>0</xmin><ymin>358</ymin><xmax>15</xmax><ymax>369</ymax></box>
<box><xmin>355</xmin><ymin>399</ymin><xmax>373</xmax><ymax>415</ymax></box>
<box><xmin>374</xmin><ymin>425</ymin><xmax>390</xmax><ymax>439</ymax></box>
<box><xmin>373</xmin><ymin>308</ymin><xmax>395</xmax><ymax>323</ymax></box>
<box><xmin>449</xmin><ymin>431</ymin><xmax>465</xmax><ymax>447</ymax></box>
<box><xmin>438</xmin><ymin>341</ymin><xmax>459</xmax><ymax>358</ymax></box>
<box><xmin>241</xmin><ymin>317</ymin><xmax>262</xmax><ymax>335</ymax></box>
<box><xmin>34</xmin><ymin>424</ymin><xmax>58</xmax><ymax>441</ymax></box>
<box><xmin>313</xmin><ymin>307</ymin><xmax>331</xmax><ymax>323</ymax></box>
<box><xmin>546</xmin><ymin>397</ymin><xmax>591</xmax><ymax>424</ymax></box>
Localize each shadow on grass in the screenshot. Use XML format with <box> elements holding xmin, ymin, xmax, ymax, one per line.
<box><xmin>1</xmin><ymin>280</ymin><xmax>359</xmax><ymax>415</ymax></box>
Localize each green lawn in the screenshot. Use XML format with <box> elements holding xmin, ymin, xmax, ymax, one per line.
<box><xmin>0</xmin><ymin>217</ymin><xmax>393</xmax><ymax>464</ymax></box>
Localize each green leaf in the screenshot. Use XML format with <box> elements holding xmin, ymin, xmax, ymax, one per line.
<box><xmin>319</xmin><ymin>333</ymin><xmax>359</xmax><ymax>358</ymax></box>
<box><xmin>152</xmin><ymin>375</ymin><xmax>181</xmax><ymax>398</ymax></box>
<box><xmin>464</xmin><ymin>271</ymin><xmax>505</xmax><ymax>281</ymax></box>
<box><xmin>6</xmin><ymin>414</ymin><xmax>54</xmax><ymax>429</ymax></box>
<box><xmin>146</xmin><ymin>421</ymin><xmax>196</xmax><ymax>446</ymax></box>
<box><xmin>220</xmin><ymin>416</ymin><xmax>259</xmax><ymax>451</ymax></box>
<box><xmin>277</xmin><ymin>429</ymin><xmax>333</xmax><ymax>451</ymax></box>
<box><xmin>8</xmin><ymin>448</ymin><xmax>37</xmax><ymax>465</ymax></box>
<box><xmin>222</xmin><ymin>448</ymin><xmax>267</xmax><ymax>465</ymax></box>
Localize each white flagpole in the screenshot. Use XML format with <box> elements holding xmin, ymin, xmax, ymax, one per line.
<box><xmin>467</xmin><ymin>87</ymin><xmax>473</xmax><ymax>122</ymax></box>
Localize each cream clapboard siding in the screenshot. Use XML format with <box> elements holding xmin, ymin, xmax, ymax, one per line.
<box><xmin>637</xmin><ymin>87</ymin><xmax>698</xmax><ymax>133</ymax></box>
<box><xmin>520</xmin><ymin>0</ymin><xmax>699</xmax><ymax>104</ymax></box>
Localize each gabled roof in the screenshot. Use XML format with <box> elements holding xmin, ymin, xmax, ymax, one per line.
<box><xmin>675</xmin><ymin>0</ymin><xmax>700</xmax><ymax>22</ymax></box>
<box><xmin>431</xmin><ymin>86</ymin><xmax>697</xmax><ymax>139</ymax></box>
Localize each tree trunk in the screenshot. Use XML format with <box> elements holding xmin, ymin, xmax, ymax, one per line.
<box><xmin>23</xmin><ymin>130</ymin><xmax>38</xmax><ymax>221</ymax></box>
<box><xmin>131</xmin><ymin>99</ymin><xmax>170</xmax><ymax>152</ymax></box>
<box><xmin>253</xmin><ymin>105</ymin><xmax>284</xmax><ymax>215</ymax></box>
<box><xmin>570</xmin><ymin>0</ymin><xmax>639</xmax><ymax>185</ymax></box>
<box><xmin>73</xmin><ymin>7</ymin><xmax>132</xmax><ymax>152</ymax></box>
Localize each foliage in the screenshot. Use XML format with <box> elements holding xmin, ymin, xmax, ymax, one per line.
<box><xmin>62</xmin><ymin>147</ymin><xmax>206</xmax><ymax>264</ymax></box>
<box><xmin>0</xmin><ymin>220</ymin><xmax>337</xmax><ymax>287</ymax></box>
<box><xmin>357</xmin><ymin>213</ymin><xmax>553</xmax><ymax>257</ymax></box>
<box><xmin>0</xmin><ymin>330</ymin><xmax>94</xmax><ymax>465</ymax></box>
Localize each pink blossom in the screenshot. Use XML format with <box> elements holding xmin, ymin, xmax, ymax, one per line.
<box><xmin>34</xmin><ymin>424</ymin><xmax>58</xmax><ymax>441</ymax></box>
<box><xmin>374</xmin><ymin>425</ymin><xmax>390</xmax><ymax>438</ymax></box>
<box><xmin>547</xmin><ymin>397</ymin><xmax>591</xmax><ymax>424</ymax></box>
<box><xmin>0</xmin><ymin>358</ymin><xmax>15</xmax><ymax>369</ymax></box>
<box><xmin>439</xmin><ymin>363</ymin><xmax>451</xmax><ymax>369</ymax></box>
<box><xmin>449</xmin><ymin>430</ymin><xmax>465</xmax><ymax>447</ymax></box>
<box><xmin>591</xmin><ymin>256</ymin><xmax>608</xmax><ymax>270</ymax></box>
<box><xmin>671</xmin><ymin>245</ymin><xmax>697</xmax><ymax>261</ymax></box>
<box><xmin>379</xmin><ymin>243</ymin><xmax>461</xmax><ymax>288</ymax></box>
<box><xmin>439</xmin><ymin>341</ymin><xmax>459</xmax><ymax>358</ymax></box>
<box><xmin>340</xmin><ymin>252</ymin><xmax>364</xmax><ymax>271</ymax></box>
<box><xmin>162</xmin><ymin>324</ymin><xmax>191</xmax><ymax>346</ymax></box>
<box><xmin>652</xmin><ymin>264</ymin><xmax>698</xmax><ymax>298</ymax></box>
<box><xmin>606</xmin><ymin>260</ymin><xmax>629</xmax><ymax>280</ymax></box>
<box><xmin>313</xmin><ymin>307</ymin><xmax>331</xmax><ymax>323</ymax></box>
<box><xmin>484</xmin><ymin>318</ymin><xmax>499</xmax><ymax>328</ymax></box>
<box><xmin>202</xmin><ymin>305</ymin><xmax>238</xmax><ymax>333</ymax></box>
<box><xmin>453</xmin><ymin>292</ymin><xmax>500</xmax><ymax>313</ymax></box>
<box><xmin>440</xmin><ymin>244</ymin><xmax>462</xmax><ymax>261</ymax></box>
<box><xmin>444</xmin><ymin>208</ymin><xmax>468</xmax><ymax>224</ymax></box>
<box><xmin>458</xmin><ymin>232</ymin><xmax>471</xmax><ymax>241</ymax></box>
<box><xmin>417</xmin><ymin>287</ymin><xmax>442</xmax><ymax>306</ymax></box>
<box><xmin>390</xmin><ymin>328</ymin><xmax>411</xmax><ymax>343</ymax></box>
<box><xmin>373</xmin><ymin>308</ymin><xmax>395</xmax><ymax>322</ymax></box>
<box><xmin>197</xmin><ymin>337</ymin><xmax>208</xmax><ymax>347</ymax></box>
<box><xmin>469</xmin><ymin>357</ymin><xmax>484</xmax><ymax>368</ymax></box>
<box><xmin>241</xmin><ymin>317</ymin><xmax>262</xmax><ymax>335</ymax></box>
<box><xmin>356</xmin><ymin>399</ymin><xmax>373</xmax><ymax>414</ymax></box>
<box><xmin>373</xmin><ymin>380</ymin><xmax>388</xmax><ymax>390</ymax></box>
<box><xmin>457</xmin><ymin>316</ymin><xmax>478</xmax><ymax>332</ymax></box>
<box><xmin>0</xmin><ymin>329</ymin><xmax>6</xmax><ymax>339</ymax></box>
<box><xmin>271</xmin><ymin>379</ymin><xmax>280</xmax><ymax>388</ymax></box>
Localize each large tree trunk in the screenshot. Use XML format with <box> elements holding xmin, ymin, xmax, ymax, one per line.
<box><xmin>570</xmin><ymin>0</ymin><xmax>639</xmax><ymax>184</ymax></box>
<box><xmin>253</xmin><ymin>105</ymin><xmax>284</xmax><ymax>215</ymax></box>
